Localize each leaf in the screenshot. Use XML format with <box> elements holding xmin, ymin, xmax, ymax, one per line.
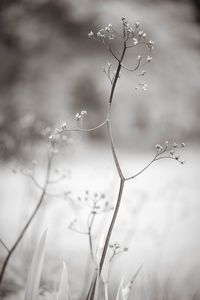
<box><xmin>57</xmin><ymin>262</ymin><xmax>71</xmax><ymax>300</ymax></box>
<box><xmin>104</xmin><ymin>282</ymin><xmax>109</xmax><ymax>300</ymax></box>
<box><xmin>24</xmin><ymin>228</ymin><xmax>48</xmax><ymax>300</ymax></box>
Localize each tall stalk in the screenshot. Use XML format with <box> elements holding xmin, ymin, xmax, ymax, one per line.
<box><xmin>0</xmin><ymin>152</ymin><xmax>53</xmax><ymax>288</ymax></box>
<box><xmin>54</xmin><ymin>17</ymin><xmax>185</xmax><ymax>300</ymax></box>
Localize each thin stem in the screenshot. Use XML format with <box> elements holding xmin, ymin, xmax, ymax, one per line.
<box><xmin>69</xmin><ymin>227</ymin><xmax>89</xmax><ymax>235</ymax></box>
<box><xmin>125</xmin><ymin>154</ymin><xmax>157</xmax><ymax>181</ymax></box>
<box><xmin>99</xmin><ymin>179</ymin><xmax>125</xmax><ymax>273</ymax></box>
<box><xmin>0</xmin><ymin>239</ymin><xmax>9</xmax><ymax>253</ymax></box>
<box><xmin>0</xmin><ymin>152</ymin><xmax>53</xmax><ymax>287</ymax></box>
<box><xmin>55</xmin><ymin>120</ymin><xmax>107</xmax><ymax>135</ymax></box>
<box><xmin>21</xmin><ymin>172</ymin><xmax>63</xmax><ymax>198</ymax></box>
<box><xmin>121</xmin><ymin>57</ymin><xmax>142</xmax><ymax>72</ymax></box>
<box><xmin>106</xmin><ymin>120</ymin><xmax>124</xmax><ymax>180</ymax></box>
<box><xmin>108</xmin><ymin>46</ymin><xmax>120</xmax><ymax>62</ymax></box>
<box><xmin>87</xmin><ymin>29</ymin><xmax>128</xmax><ymax>300</ymax></box>
<box><xmin>87</xmin><ymin>212</ymin><xmax>96</xmax><ymax>264</ymax></box>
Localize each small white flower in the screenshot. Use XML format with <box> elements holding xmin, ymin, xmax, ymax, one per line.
<box><xmin>137</xmin><ymin>55</ymin><xmax>142</xmax><ymax>60</ymax></box>
<box><xmin>155</xmin><ymin>144</ymin><xmax>163</xmax><ymax>151</ymax></box>
<box><xmin>81</xmin><ymin>110</ymin><xmax>87</xmax><ymax>116</ymax></box>
<box><xmin>142</xmin><ymin>33</ymin><xmax>146</xmax><ymax>38</ymax></box>
<box><xmin>149</xmin><ymin>40</ymin><xmax>155</xmax><ymax>46</ymax></box>
<box><xmin>61</xmin><ymin>122</ymin><xmax>67</xmax><ymax>130</ymax></box>
<box><xmin>133</xmin><ymin>38</ymin><xmax>138</xmax><ymax>45</ymax></box>
<box><xmin>147</xmin><ymin>56</ymin><xmax>152</xmax><ymax>62</ymax></box>
<box><xmin>181</xmin><ymin>142</ymin><xmax>186</xmax><ymax>147</ymax></box>
<box><xmin>88</xmin><ymin>31</ymin><xmax>94</xmax><ymax>38</ymax></box>
<box><xmin>75</xmin><ymin>113</ymin><xmax>81</xmax><ymax>120</ymax></box>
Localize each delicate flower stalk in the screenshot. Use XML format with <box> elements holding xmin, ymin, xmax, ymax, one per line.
<box><xmin>0</xmin><ymin>148</ymin><xmax>54</xmax><ymax>288</ymax></box>
<box><xmin>53</xmin><ymin>17</ymin><xmax>185</xmax><ymax>300</ymax></box>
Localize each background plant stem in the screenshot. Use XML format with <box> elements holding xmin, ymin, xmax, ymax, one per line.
<box><xmin>0</xmin><ymin>152</ymin><xmax>53</xmax><ymax>288</ymax></box>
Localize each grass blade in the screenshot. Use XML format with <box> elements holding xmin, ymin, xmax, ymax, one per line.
<box><xmin>24</xmin><ymin>228</ymin><xmax>48</xmax><ymax>300</ymax></box>
<box><xmin>57</xmin><ymin>262</ymin><xmax>70</xmax><ymax>300</ymax></box>
<box><xmin>116</xmin><ymin>276</ymin><xmax>124</xmax><ymax>300</ymax></box>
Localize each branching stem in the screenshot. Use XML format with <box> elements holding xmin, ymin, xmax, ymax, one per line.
<box><xmin>0</xmin><ymin>152</ymin><xmax>53</xmax><ymax>287</ymax></box>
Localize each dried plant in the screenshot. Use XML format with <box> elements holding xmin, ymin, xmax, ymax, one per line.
<box><xmin>51</xmin><ymin>17</ymin><xmax>185</xmax><ymax>300</ymax></box>
<box><xmin>0</xmin><ymin>16</ymin><xmax>186</xmax><ymax>300</ymax></box>
<box><xmin>0</xmin><ymin>138</ymin><xmax>68</xmax><ymax>288</ymax></box>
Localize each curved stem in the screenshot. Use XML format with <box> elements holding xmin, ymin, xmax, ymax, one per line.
<box><xmin>87</xmin><ymin>29</ymin><xmax>128</xmax><ymax>300</ymax></box>
<box><xmin>126</xmin><ymin>155</ymin><xmax>157</xmax><ymax>181</ymax></box>
<box><xmin>106</xmin><ymin>120</ymin><xmax>124</xmax><ymax>180</ymax></box>
<box><xmin>0</xmin><ymin>240</ymin><xmax>9</xmax><ymax>253</ymax></box>
<box><xmin>88</xmin><ymin>213</ymin><xmax>96</xmax><ymax>264</ymax></box>
<box><xmin>0</xmin><ymin>153</ymin><xmax>53</xmax><ymax>288</ymax></box>
<box><xmin>99</xmin><ymin>179</ymin><xmax>125</xmax><ymax>273</ymax></box>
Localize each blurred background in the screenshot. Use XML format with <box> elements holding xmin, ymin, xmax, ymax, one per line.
<box><xmin>0</xmin><ymin>0</ymin><xmax>200</xmax><ymax>299</ymax></box>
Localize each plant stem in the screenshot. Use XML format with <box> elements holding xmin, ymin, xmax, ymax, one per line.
<box><xmin>88</xmin><ymin>212</ymin><xmax>96</xmax><ymax>264</ymax></box>
<box><xmin>99</xmin><ymin>178</ymin><xmax>125</xmax><ymax>273</ymax></box>
<box><xmin>87</xmin><ymin>32</ymin><xmax>127</xmax><ymax>300</ymax></box>
<box><xmin>0</xmin><ymin>153</ymin><xmax>52</xmax><ymax>288</ymax></box>
<box><xmin>106</xmin><ymin>120</ymin><xmax>124</xmax><ymax>180</ymax></box>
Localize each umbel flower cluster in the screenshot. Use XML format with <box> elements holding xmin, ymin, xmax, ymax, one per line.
<box><xmin>155</xmin><ymin>141</ymin><xmax>186</xmax><ymax>164</ymax></box>
<box><xmin>88</xmin><ymin>17</ymin><xmax>154</xmax><ymax>51</ymax></box>
<box><xmin>88</xmin><ymin>17</ymin><xmax>154</xmax><ymax>90</ymax></box>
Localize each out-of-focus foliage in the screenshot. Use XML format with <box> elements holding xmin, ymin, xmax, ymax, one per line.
<box><xmin>0</xmin><ymin>0</ymin><xmax>200</xmax><ymax>159</ymax></box>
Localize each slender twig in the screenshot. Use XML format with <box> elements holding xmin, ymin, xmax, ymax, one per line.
<box><xmin>106</xmin><ymin>120</ymin><xmax>124</xmax><ymax>180</ymax></box>
<box><xmin>0</xmin><ymin>151</ymin><xmax>53</xmax><ymax>287</ymax></box>
<box><xmin>69</xmin><ymin>227</ymin><xmax>89</xmax><ymax>235</ymax></box>
<box><xmin>99</xmin><ymin>179</ymin><xmax>125</xmax><ymax>273</ymax></box>
<box><xmin>125</xmin><ymin>154</ymin><xmax>157</xmax><ymax>181</ymax></box>
<box><xmin>0</xmin><ymin>239</ymin><xmax>9</xmax><ymax>253</ymax></box>
<box><xmin>57</xmin><ymin>120</ymin><xmax>107</xmax><ymax>135</ymax></box>
<box><xmin>108</xmin><ymin>46</ymin><xmax>120</xmax><ymax>62</ymax></box>
<box><xmin>87</xmin><ymin>212</ymin><xmax>97</xmax><ymax>264</ymax></box>
<box><xmin>20</xmin><ymin>172</ymin><xmax>63</xmax><ymax>198</ymax></box>
<box><xmin>87</xmin><ymin>24</ymin><xmax>128</xmax><ymax>300</ymax></box>
<box><xmin>121</xmin><ymin>57</ymin><xmax>142</xmax><ymax>72</ymax></box>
